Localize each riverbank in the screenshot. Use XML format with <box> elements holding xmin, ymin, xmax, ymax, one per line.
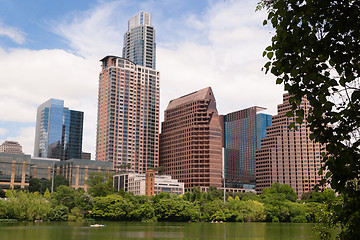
<box><xmin>0</xmin><ymin>183</ymin><xmax>336</xmax><ymax>224</ymax></box>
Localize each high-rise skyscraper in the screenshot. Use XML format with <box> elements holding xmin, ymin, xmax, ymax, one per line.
<box><xmin>96</xmin><ymin>12</ymin><xmax>159</xmax><ymax>172</ymax></box>
<box><xmin>220</xmin><ymin>107</ymin><xmax>272</xmax><ymax>189</ymax></box>
<box><xmin>256</xmin><ymin>94</ymin><xmax>325</xmax><ymax>196</ymax></box>
<box><xmin>96</xmin><ymin>56</ymin><xmax>160</xmax><ymax>172</ymax></box>
<box><xmin>123</xmin><ymin>11</ymin><xmax>156</xmax><ymax>69</ymax></box>
<box><xmin>160</xmin><ymin>87</ymin><xmax>222</xmax><ymax>191</ymax></box>
<box><xmin>34</xmin><ymin>99</ymin><xmax>83</xmax><ymax>160</ymax></box>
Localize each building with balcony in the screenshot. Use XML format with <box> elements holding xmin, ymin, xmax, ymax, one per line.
<box><xmin>96</xmin><ymin>56</ymin><xmax>160</xmax><ymax>172</ymax></box>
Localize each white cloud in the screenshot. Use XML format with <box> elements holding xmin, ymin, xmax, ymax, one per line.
<box><xmin>0</xmin><ymin>47</ymin><xmax>99</xmax><ymax>156</ymax></box>
<box><xmin>0</xmin><ymin>127</ymin><xmax>34</xmax><ymax>155</ymax></box>
<box><xmin>157</xmin><ymin>0</ymin><xmax>283</xmax><ymax>116</ymax></box>
<box><xmin>0</xmin><ymin>0</ymin><xmax>284</xmax><ymax>160</ymax></box>
<box><xmin>0</xmin><ymin>23</ymin><xmax>26</xmax><ymax>44</ymax></box>
<box><xmin>55</xmin><ymin>1</ymin><xmax>128</xmax><ymax>58</ymax></box>
<box><xmin>0</xmin><ymin>128</ymin><xmax>7</xmax><ymax>136</ymax></box>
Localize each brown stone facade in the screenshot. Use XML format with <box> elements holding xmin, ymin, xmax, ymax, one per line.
<box><xmin>145</xmin><ymin>169</ymin><xmax>155</xmax><ymax>196</ymax></box>
<box><xmin>256</xmin><ymin>94</ymin><xmax>325</xmax><ymax>196</ymax></box>
<box><xmin>160</xmin><ymin>87</ymin><xmax>222</xmax><ymax>191</ymax></box>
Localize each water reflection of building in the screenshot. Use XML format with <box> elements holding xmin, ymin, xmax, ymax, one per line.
<box><xmin>0</xmin><ymin>152</ymin><xmax>112</xmax><ymax>191</ymax></box>
<box><xmin>34</xmin><ymin>99</ymin><xmax>84</xmax><ymax>160</ymax></box>
<box><xmin>113</xmin><ymin>170</ymin><xmax>184</xmax><ymax>196</ymax></box>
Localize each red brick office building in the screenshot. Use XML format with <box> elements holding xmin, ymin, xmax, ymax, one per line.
<box><xmin>256</xmin><ymin>94</ymin><xmax>325</xmax><ymax>196</ymax></box>
<box><xmin>160</xmin><ymin>87</ymin><xmax>222</xmax><ymax>191</ymax></box>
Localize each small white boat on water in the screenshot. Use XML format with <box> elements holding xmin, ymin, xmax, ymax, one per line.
<box><xmin>90</xmin><ymin>224</ymin><xmax>106</xmax><ymax>227</ymax></box>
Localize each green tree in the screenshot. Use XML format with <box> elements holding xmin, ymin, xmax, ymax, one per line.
<box><xmin>86</xmin><ymin>172</ymin><xmax>114</xmax><ymax>197</ymax></box>
<box><xmin>226</xmin><ymin>200</ymin><xmax>266</xmax><ymax>222</ymax></box>
<box><xmin>4</xmin><ymin>190</ymin><xmax>51</xmax><ymax>221</ymax></box>
<box><xmin>91</xmin><ymin>194</ymin><xmax>134</xmax><ymax>220</ymax></box>
<box><xmin>43</xmin><ymin>188</ymin><xmax>51</xmax><ymax>199</ymax></box>
<box><xmin>67</xmin><ymin>207</ymin><xmax>84</xmax><ymax>222</ymax></box>
<box><xmin>302</xmin><ymin>189</ymin><xmax>336</xmax><ymax>204</ymax></box>
<box><xmin>53</xmin><ymin>175</ymin><xmax>69</xmax><ymax>191</ymax></box>
<box><xmin>29</xmin><ymin>178</ymin><xmax>51</xmax><ymax>194</ymax></box>
<box><xmin>261</xmin><ymin>182</ymin><xmax>298</xmax><ymax>203</ymax></box>
<box><xmin>259</xmin><ymin>0</ymin><xmax>360</xmax><ymax>238</ymax></box>
<box><xmin>130</xmin><ymin>201</ymin><xmax>157</xmax><ymax>222</ymax></box>
<box><xmin>51</xmin><ymin>185</ymin><xmax>77</xmax><ymax>209</ymax></box>
<box><xmin>207</xmin><ymin>186</ymin><xmax>223</xmax><ymax>201</ymax></box>
<box><xmin>48</xmin><ymin>205</ymin><xmax>69</xmax><ymax>221</ymax></box>
<box><xmin>0</xmin><ymin>188</ymin><xmax>5</xmax><ymax>198</ymax></box>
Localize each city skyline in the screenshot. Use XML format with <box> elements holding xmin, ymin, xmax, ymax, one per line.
<box><xmin>0</xmin><ymin>0</ymin><xmax>283</xmax><ymax>157</ymax></box>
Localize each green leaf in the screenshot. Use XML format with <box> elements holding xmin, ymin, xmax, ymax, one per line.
<box><xmin>296</xmin><ymin>117</ymin><xmax>303</xmax><ymax>124</ymax></box>
<box><xmin>263</xmin><ymin>19</ymin><xmax>267</xmax><ymax>25</ymax></box>
<box><xmin>295</xmin><ymin>109</ymin><xmax>304</xmax><ymax>118</ymax></box>
<box><xmin>286</xmin><ymin>111</ymin><xmax>294</xmax><ymax>117</ymax></box>
<box><xmin>351</xmin><ymin>90</ymin><xmax>360</xmax><ymax>102</ymax></box>
<box><xmin>276</xmin><ymin>78</ymin><xmax>283</xmax><ymax>84</ymax></box>
<box><xmin>267</xmin><ymin>52</ymin><xmax>274</xmax><ymax>60</ymax></box>
<box><xmin>309</xmin><ymin>133</ymin><xmax>315</xmax><ymax>140</ymax></box>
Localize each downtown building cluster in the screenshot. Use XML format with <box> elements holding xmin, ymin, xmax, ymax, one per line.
<box><xmin>0</xmin><ymin>12</ymin><xmax>325</xmax><ymax>197</ymax></box>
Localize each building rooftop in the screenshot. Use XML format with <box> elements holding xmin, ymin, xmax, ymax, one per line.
<box><xmin>166</xmin><ymin>87</ymin><xmax>214</xmax><ymax>110</ymax></box>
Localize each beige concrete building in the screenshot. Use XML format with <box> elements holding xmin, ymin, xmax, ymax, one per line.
<box><xmin>0</xmin><ymin>152</ymin><xmax>112</xmax><ymax>192</ymax></box>
<box><xmin>256</xmin><ymin>94</ymin><xmax>325</xmax><ymax>196</ymax></box>
<box><xmin>113</xmin><ymin>171</ymin><xmax>184</xmax><ymax>195</ymax></box>
<box><xmin>0</xmin><ymin>153</ymin><xmax>30</xmax><ymax>190</ymax></box>
<box><xmin>0</xmin><ymin>141</ymin><xmax>24</xmax><ymax>154</ymax></box>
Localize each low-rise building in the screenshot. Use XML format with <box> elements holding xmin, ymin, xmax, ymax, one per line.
<box><xmin>113</xmin><ymin>171</ymin><xmax>184</xmax><ymax>196</ymax></box>
<box><xmin>57</xmin><ymin>159</ymin><xmax>112</xmax><ymax>191</ymax></box>
<box><xmin>0</xmin><ymin>152</ymin><xmax>112</xmax><ymax>191</ymax></box>
<box><xmin>0</xmin><ymin>153</ymin><xmax>30</xmax><ymax>190</ymax></box>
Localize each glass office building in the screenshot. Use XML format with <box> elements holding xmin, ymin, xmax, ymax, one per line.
<box><xmin>34</xmin><ymin>99</ymin><xmax>84</xmax><ymax>160</ymax></box>
<box><xmin>256</xmin><ymin>113</ymin><xmax>273</xmax><ymax>149</ymax></box>
<box><xmin>221</xmin><ymin>107</ymin><xmax>272</xmax><ymax>189</ymax></box>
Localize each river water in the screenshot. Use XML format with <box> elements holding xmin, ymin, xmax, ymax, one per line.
<box><xmin>0</xmin><ymin>221</ymin><xmax>316</xmax><ymax>240</ymax></box>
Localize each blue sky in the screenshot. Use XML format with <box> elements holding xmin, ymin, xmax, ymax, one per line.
<box><xmin>0</xmin><ymin>0</ymin><xmax>283</xmax><ymax>157</ymax></box>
